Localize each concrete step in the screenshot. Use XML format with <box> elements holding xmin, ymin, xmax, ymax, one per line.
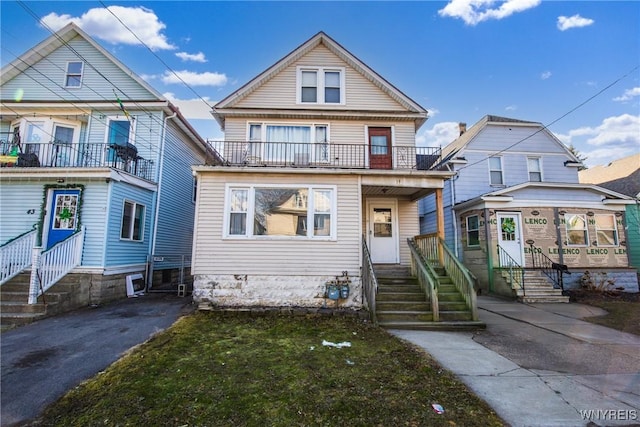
<box><xmin>0</xmin><ymin>301</ymin><xmax>48</xmax><ymax>314</ymax></box>
<box><xmin>439</xmin><ymin>310</ymin><xmax>474</xmax><ymax>321</ymax></box>
<box><xmin>376</xmin><ymin>310</ymin><xmax>434</xmax><ymax>323</ymax></box>
<box><xmin>378</xmin><ymin>320</ymin><xmax>486</xmax><ymax>331</ymax></box>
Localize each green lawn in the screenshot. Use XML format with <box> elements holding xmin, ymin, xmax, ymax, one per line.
<box><xmin>34</xmin><ymin>312</ymin><xmax>503</xmax><ymax>426</ymax></box>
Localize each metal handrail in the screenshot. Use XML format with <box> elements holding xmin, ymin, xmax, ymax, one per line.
<box><xmin>361</xmin><ymin>236</ymin><xmax>378</xmax><ymax>326</ymax></box>
<box><xmin>497</xmin><ymin>244</ymin><xmax>525</xmax><ymax>296</ymax></box>
<box><xmin>407</xmin><ymin>238</ymin><xmax>440</xmax><ymax>321</ymax></box>
<box><xmin>214</xmin><ymin>140</ymin><xmax>441</xmax><ymax>170</ymax></box>
<box><xmin>528</xmin><ymin>244</ymin><xmax>569</xmax><ymax>290</ymax></box>
<box><xmin>1</xmin><ymin>229</ymin><xmax>37</xmax><ymax>286</ymax></box>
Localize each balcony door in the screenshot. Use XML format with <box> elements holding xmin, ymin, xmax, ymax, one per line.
<box><xmin>368</xmin><ymin>127</ymin><xmax>392</xmax><ymax>169</ymax></box>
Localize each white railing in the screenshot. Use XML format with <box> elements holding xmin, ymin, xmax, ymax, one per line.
<box><xmin>0</xmin><ymin>229</ymin><xmax>37</xmax><ymax>286</ymax></box>
<box><xmin>29</xmin><ymin>226</ymin><xmax>85</xmax><ymax>304</ymax></box>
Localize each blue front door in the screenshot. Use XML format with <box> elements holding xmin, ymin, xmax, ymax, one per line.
<box><xmin>46</xmin><ymin>189</ymin><xmax>80</xmax><ymax>249</ymax></box>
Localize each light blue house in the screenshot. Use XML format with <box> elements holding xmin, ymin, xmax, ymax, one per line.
<box><xmin>419</xmin><ymin>115</ymin><xmax>638</xmax><ymax>301</ymax></box>
<box><xmin>0</xmin><ymin>23</ymin><xmax>215</xmax><ymax>325</ymax></box>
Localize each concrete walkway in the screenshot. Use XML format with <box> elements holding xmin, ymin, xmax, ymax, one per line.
<box><xmin>1</xmin><ymin>293</ymin><xmax>193</xmax><ymax>427</ymax></box>
<box><xmin>390</xmin><ymin>296</ymin><xmax>640</xmax><ymax>427</ymax></box>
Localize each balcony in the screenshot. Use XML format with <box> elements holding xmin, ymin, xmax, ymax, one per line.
<box><xmin>211</xmin><ymin>141</ymin><xmax>441</xmax><ymax>171</ymax></box>
<box><xmin>0</xmin><ymin>134</ymin><xmax>154</xmax><ymax>180</ymax></box>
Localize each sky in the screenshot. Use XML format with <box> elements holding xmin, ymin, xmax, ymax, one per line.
<box><xmin>1</xmin><ymin>0</ymin><xmax>639</xmax><ymax>168</ymax></box>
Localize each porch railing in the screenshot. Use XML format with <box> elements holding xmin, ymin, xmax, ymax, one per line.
<box><xmin>361</xmin><ymin>236</ymin><xmax>378</xmax><ymax>325</ymax></box>
<box><xmin>0</xmin><ymin>139</ymin><xmax>154</xmax><ymax>181</ymax></box>
<box><xmin>214</xmin><ymin>141</ymin><xmax>441</xmax><ymax>170</ymax></box>
<box><xmin>29</xmin><ymin>226</ymin><xmax>85</xmax><ymax>304</ymax></box>
<box><xmin>497</xmin><ymin>244</ymin><xmax>525</xmax><ymax>295</ymax></box>
<box><xmin>528</xmin><ymin>244</ymin><xmax>570</xmax><ymax>291</ymax></box>
<box><xmin>407</xmin><ymin>238</ymin><xmax>440</xmax><ymax>321</ymax></box>
<box><xmin>0</xmin><ymin>229</ymin><xmax>37</xmax><ymax>286</ymax></box>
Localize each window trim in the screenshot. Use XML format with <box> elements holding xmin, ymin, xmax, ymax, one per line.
<box><xmin>595</xmin><ymin>214</ymin><xmax>619</xmax><ymax>247</ymax></box>
<box><xmin>296</xmin><ymin>66</ymin><xmax>346</xmax><ymax>105</ymax></box>
<box><xmin>488</xmin><ymin>156</ymin><xmax>504</xmax><ymax>186</ymax></box>
<box><xmin>120</xmin><ymin>200</ymin><xmax>145</xmax><ymax>242</ymax></box>
<box><xmin>245</xmin><ymin>121</ymin><xmax>331</xmax><ymax>163</ymax></box>
<box><xmin>64</xmin><ymin>61</ymin><xmax>84</xmax><ymax>88</ymax></box>
<box><xmin>223</xmin><ymin>183</ymin><xmax>337</xmax><ymax>240</ymax></box>
<box><xmin>527</xmin><ymin>157</ymin><xmax>542</xmax><ymax>182</ymax></box>
<box><xmin>466</xmin><ymin>215</ymin><xmax>480</xmax><ymax>247</ymax></box>
<box><xmin>104</xmin><ymin>116</ymin><xmax>136</xmax><ymax>147</ymax></box>
<box><xmin>564</xmin><ymin>213</ymin><xmax>588</xmax><ymax>247</ymax></box>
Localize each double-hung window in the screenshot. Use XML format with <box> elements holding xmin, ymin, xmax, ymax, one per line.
<box><xmin>527</xmin><ymin>157</ymin><xmax>542</xmax><ymax>182</ymax></box>
<box><xmin>226</xmin><ymin>185</ymin><xmax>335</xmax><ymax>239</ymax></box>
<box><xmin>297</xmin><ymin>67</ymin><xmax>345</xmax><ymax>105</ymax></box>
<box><xmin>489</xmin><ymin>156</ymin><xmax>504</xmax><ymax>185</ymax></box>
<box><xmin>565</xmin><ymin>214</ymin><xmax>587</xmax><ymax>246</ymax></box>
<box><xmin>595</xmin><ymin>214</ymin><xmax>618</xmax><ymax>246</ymax></box>
<box><xmin>466</xmin><ymin>215</ymin><xmax>480</xmax><ymax>247</ymax></box>
<box><xmin>121</xmin><ymin>201</ymin><xmax>145</xmax><ymax>241</ymax></box>
<box><xmin>65</xmin><ymin>61</ymin><xmax>84</xmax><ymax>88</ymax></box>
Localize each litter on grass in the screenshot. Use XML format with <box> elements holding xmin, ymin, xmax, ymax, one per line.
<box><xmin>346</xmin><ymin>359</ymin><xmax>355</xmax><ymax>365</ymax></box>
<box><xmin>432</xmin><ymin>403</ymin><xmax>445</xmax><ymax>414</ymax></box>
<box><xmin>322</xmin><ymin>340</ymin><xmax>352</xmax><ymax>348</ymax></box>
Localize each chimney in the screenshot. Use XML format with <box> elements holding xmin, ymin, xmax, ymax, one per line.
<box><xmin>459</xmin><ymin>122</ymin><xmax>467</xmax><ymax>136</ymax></box>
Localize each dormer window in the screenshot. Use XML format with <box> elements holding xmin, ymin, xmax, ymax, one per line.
<box><xmin>297</xmin><ymin>67</ymin><xmax>345</xmax><ymax>105</ymax></box>
<box><xmin>527</xmin><ymin>157</ymin><xmax>542</xmax><ymax>182</ymax></box>
<box><xmin>65</xmin><ymin>61</ymin><xmax>84</xmax><ymax>88</ymax></box>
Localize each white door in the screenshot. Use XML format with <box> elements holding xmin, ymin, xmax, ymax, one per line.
<box><xmin>369</xmin><ymin>203</ymin><xmax>398</xmax><ymax>263</ymax></box>
<box><xmin>497</xmin><ymin>212</ymin><xmax>524</xmax><ymax>266</ymax></box>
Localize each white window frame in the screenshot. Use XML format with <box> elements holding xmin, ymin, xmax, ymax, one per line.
<box><xmin>595</xmin><ymin>214</ymin><xmax>619</xmax><ymax>247</ymax></box>
<box><xmin>245</xmin><ymin>122</ymin><xmax>330</xmax><ymax>163</ymax></box>
<box><xmin>466</xmin><ymin>215</ymin><xmax>480</xmax><ymax>247</ymax></box>
<box><xmin>223</xmin><ymin>183</ymin><xmax>337</xmax><ymax>240</ymax></box>
<box><xmin>565</xmin><ymin>213</ymin><xmax>588</xmax><ymax>247</ymax></box>
<box><xmin>527</xmin><ymin>157</ymin><xmax>542</xmax><ymax>182</ymax></box>
<box><xmin>488</xmin><ymin>156</ymin><xmax>504</xmax><ymax>186</ymax></box>
<box><xmin>105</xmin><ymin>116</ymin><xmax>136</xmax><ymax>147</ymax></box>
<box><xmin>64</xmin><ymin>61</ymin><xmax>84</xmax><ymax>88</ymax></box>
<box><xmin>120</xmin><ymin>200</ymin><xmax>145</xmax><ymax>242</ymax></box>
<box><xmin>296</xmin><ymin>66</ymin><xmax>346</xmax><ymax>105</ymax></box>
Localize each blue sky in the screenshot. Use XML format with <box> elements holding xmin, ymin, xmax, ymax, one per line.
<box><xmin>1</xmin><ymin>1</ymin><xmax>639</xmax><ymax>167</ymax></box>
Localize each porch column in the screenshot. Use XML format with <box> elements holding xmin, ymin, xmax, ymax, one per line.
<box><xmin>28</xmin><ymin>247</ymin><xmax>42</xmax><ymax>304</ymax></box>
<box><xmin>435</xmin><ymin>188</ymin><xmax>445</xmax><ymax>265</ymax></box>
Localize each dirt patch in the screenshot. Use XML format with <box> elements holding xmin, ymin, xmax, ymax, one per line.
<box><xmin>13</xmin><ymin>347</ymin><xmax>59</xmax><ymax>368</ymax></box>
<box><xmin>566</xmin><ymin>289</ymin><xmax>640</xmax><ymax>303</ymax></box>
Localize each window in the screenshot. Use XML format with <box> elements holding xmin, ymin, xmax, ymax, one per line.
<box><xmin>565</xmin><ymin>214</ymin><xmax>587</xmax><ymax>246</ymax></box>
<box><xmin>528</xmin><ymin>157</ymin><xmax>542</xmax><ymax>182</ymax></box>
<box><xmin>107</xmin><ymin>119</ymin><xmax>133</xmax><ymax>146</ymax></box>
<box><xmin>595</xmin><ymin>214</ymin><xmax>618</xmax><ymax>246</ymax></box>
<box><xmin>225</xmin><ymin>185</ymin><xmax>335</xmax><ymax>239</ymax></box>
<box><xmin>297</xmin><ymin>67</ymin><xmax>345</xmax><ymax>104</ymax></box>
<box><xmin>121</xmin><ymin>201</ymin><xmax>145</xmax><ymax>241</ymax></box>
<box><xmin>247</xmin><ymin>123</ymin><xmax>329</xmax><ymax>163</ymax></box>
<box><xmin>489</xmin><ymin>157</ymin><xmax>504</xmax><ymax>185</ymax></box>
<box><xmin>466</xmin><ymin>215</ymin><xmax>480</xmax><ymax>247</ymax></box>
<box><xmin>65</xmin><ymin>61</ymin><xmax>84</xmax><ymax>88</ymax></box>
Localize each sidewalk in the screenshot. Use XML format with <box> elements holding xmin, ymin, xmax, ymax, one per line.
<box><xmin>390</xmin><ymin>296</ymin><xmax>640</xmax><ymax>427</ymax></box>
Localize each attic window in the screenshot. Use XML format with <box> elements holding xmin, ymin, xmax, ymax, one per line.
<box><xmin>65</xmin><ymin>61</ymin><xmax>84</xmax><ymax>88</ymax></box>
<box><xmin>297</xmin><ymin>67</ymin><xmax>345</xmax><ymax>105</ymax></box>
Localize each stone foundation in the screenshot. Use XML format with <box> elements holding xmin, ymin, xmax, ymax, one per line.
<box><xmin>193</xmin><ymin>274</ymin><xmax>363</xmax><ymax>309</ymax></box>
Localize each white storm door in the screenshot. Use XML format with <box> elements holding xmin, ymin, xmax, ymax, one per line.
<box><xmin>497</xmin><ymin>212</ymin><xmax>524</xmax><ymax>266</ymax></box>
<box><xmin>369</xmin><ymin>203</ymin><xmax>398</xmax><ymax>264</ymax></box>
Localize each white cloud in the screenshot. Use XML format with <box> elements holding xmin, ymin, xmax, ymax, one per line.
<box><xmin>557</xmin><ymin>14</ymin><xmax>594</xmax><ymax>31</ymax></box>
<box><xmin>557</xmin><ymin>114</ymin><xmax>640</xmax><ymax>167</ymax></box>
<box><xmin>505</xmin><ymin>105</ymin><xmax>518</xmax><ymax>111</ymax></box>
<box><xmin>438</xmin><ymin>0</ymin><xmax>541</xmax><ymax>25</ymax></box>
<box><xmin>163</xmin><ymin>92</ymin><xmax>214</xmax><ymax>120</ymax></box>
<box><xmin>613</xmin><ymin>87</ymin><xmax>640</xmax><ymax>102</ymax></box>
<box><xmin>176</xmin><ymin>51</ymin><xmax>207</xmax><ymax>63</ymax></box>
<box><xmin>40</xmin><ymin>6</ymin><xmax>175</xmax><ymax>50</ymax></box>
<box><xmin>161</xmin><ymin>70</ymin><xmax>227</xmax><ymax>87</ymax></box>
<box><xmin>541</xmin><ymin>71</ymin><xmax>552</xmax><ymax>80</ymax></box>
<box><xmin>417</xmin><ymin>121</ymin><xmax>461</xmax><ymax>147</ymax></box>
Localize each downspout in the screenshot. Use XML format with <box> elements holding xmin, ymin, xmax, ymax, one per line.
<box><xmin>149</xmin><ymin>110</ymin><xmax>177</xmax><ymax>270</ymax></box>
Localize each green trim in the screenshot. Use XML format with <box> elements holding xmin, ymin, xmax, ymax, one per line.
<box><xmin>37</xmin><ymin>184</ymin><xmax>85</xmax><ymax>246</ymax></box>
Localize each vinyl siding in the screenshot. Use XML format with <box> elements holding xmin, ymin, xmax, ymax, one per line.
<box><xmin>192</xmin><ymin>172</ymin><xmax>361</xmax><ymax>276</ymax></box>
<box><xmin>235</xmin><ymin>44</ymin><xmax>405</xmax><ymax>111</ymax></box>
<box><xmin>2</xmin><ymin>36</ymin><xmax>157</xmax><ymax>102</ymax></box>
<box><xmin>626</xmin><ymin>204</ymin><xmax>640</xmax><ymax>269</ymax></box>
<box><xmin>152</xmin><ymin>121</ymin><xmax>204</xmax><ymax>257</ymax></box>
<box><xmin>104</xmin><ymin>182</ymin><xmax>154</xmax><ymax>266</ymax></box>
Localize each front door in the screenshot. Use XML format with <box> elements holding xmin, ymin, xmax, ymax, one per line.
<box><xmin>368</xmin><ymin>127</ymin><xmax>392</xmax><ymax>169</ymax></box>
<box><xmin>496</xmin><ymin>212</ymin><xmax>523</xmax><ymax>266</ymax></box>
<box><xmin>45</xmin><ymin>189</ymin><xmax>80</xmax><ymax>249</ymax></box>
<box><xmin>369</xmin><ymin>203</ymin><xmax>398</xmax><ymax>263</ymax></box>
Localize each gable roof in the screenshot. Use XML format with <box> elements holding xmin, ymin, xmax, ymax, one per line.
<box><xmin>213</xmin><ymin>31</ymin><xmax>428</xmax><ymax>128</ymax></box>
<box><xmin>579</xmin><ymin>153</ymin><xmax>640</xmax><ymax>198</ymax></box>
<box><xmin>437</xmin><ymin>115</ymin><xmax>579</xmax><ymax>167</ymax></box>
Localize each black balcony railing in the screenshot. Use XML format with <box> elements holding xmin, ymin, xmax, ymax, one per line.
<box><xmin>210</xmin><ymin>141</ymin><xmax>441</xmax><ymax>170</ymax></box>
<box><xmin>0</xmin><ymin>135</ymin><xmax>154</xmax><ymax>181</ymax></box>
